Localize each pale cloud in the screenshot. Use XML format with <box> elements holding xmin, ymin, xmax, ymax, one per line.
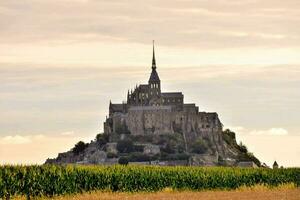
<box><xmin>0</xmin><ymin>0</ymin><xmax>299</xmax><ymax>49</ymax></box>
<box><xmin>0</xmin><ymin>134</ymin><xmax>45</xmax><ymax>145</ymax></box>
<box><xmin>224</xmin><ymin>126</ymin><xmax>246</xmax><ymax>132</ymax></box>
<box><xmin>250</xmin><ymin>128</ymin><xmax>289</xmax><ymax>136</ymax></box>
<box><xmin>225</xmin><ymin>126</ymin><xmax>289</xmax><ymax>136</ymax></box>
<box><xmin>0</xmin><ymin>133</ymin><xmax>94</xmax><ymax>164</ymax></box>
<box><xmin>0</xmin><ymin>135</ymin><xmax>31</xmax><ymax>145</ymax></box>
<box><xmin>61</xmin><ymin>131</ymin><xmax>75</xmax><ymax>136</ymax></box>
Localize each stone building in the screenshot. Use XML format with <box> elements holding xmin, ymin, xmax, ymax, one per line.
<box><xmin>104</xmin><ymin>42</ymin><xmax>223</xmax><ymax>153</ymax></box>
<box><xmin>46</xmin><ymin>42</ymin><xmax>261</xmax><ymax>166</ymax></box>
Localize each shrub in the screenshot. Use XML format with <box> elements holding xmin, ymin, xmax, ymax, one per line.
<box><xmin>117</xmin><ymin>139</ymin><xmax>134</xmax><ymax>153</ymax></box>
<box><xmin>96</xmin><ymin>133</ymin><xmax>109</xmax><ymax>146</ymax></box>
<box><xmin>222</xmin><ymin>129</ymin><xmax>237</xmax><ymax>145</ymax></box>
<box><xmin>133</xmin><ymin>145</ymin><xmax>144</xmax><ymax>152</ymax></box>
<box><xmin>238</xmin><ymin>142</ymin><xmax>248</xmax><ymax>153</ymax></box>
<box><xmin>118</xmin><ymin>157</ymin><xmax>129</xmax><ymax>165</ymax></box>
<box><xmin>72</xmin><ymin>141</ymin><xmax>88</xmax><ymax>155</ymax></box>
<box><xmin>128</xmin><ymin>152</ymin><xmax>150</xmax><ymax>162</ymax></box>
<box><xmin>191</xmin><ymin>139</ymin><xmax>208</xmax><ymax>154</ymax></box>
<box><xmin>107</xmin><ymin>152</ymin><xmax>118</xmax><ymax>158</ymax></box>
<box><xmin>160</xmin><ymin>153</ymin><xmax>189</xmax><ymax>161</ymax></box>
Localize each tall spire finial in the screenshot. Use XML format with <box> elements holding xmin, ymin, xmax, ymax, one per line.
<box><xmin>152</xmin><ymin>40</ymin><xmax>156</xmax><ymax>70</ymax></box>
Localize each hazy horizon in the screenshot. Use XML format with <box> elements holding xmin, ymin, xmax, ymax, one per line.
<box><xmin>0</xmin><ymin>0</ymin><xmax>299</xmax><ymax>167</ymax></box>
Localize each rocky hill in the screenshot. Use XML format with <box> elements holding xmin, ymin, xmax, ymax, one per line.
<box><xmin>45</xmin><ymin>129</ymin><xmax>260</xmax><ymax>167</ymax></box>
<box><xmin>46</xmin><ymin>44</ymin><xmax>261</xmax><ymax>167</ymax></box>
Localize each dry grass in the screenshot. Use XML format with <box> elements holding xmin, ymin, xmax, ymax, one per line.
<box><xmin>16</xmin><ymin>184</ymin><xmax>300</xmax><ymax>200</ymax></box>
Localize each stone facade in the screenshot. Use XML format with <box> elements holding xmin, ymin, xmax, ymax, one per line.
<box><xmin>104</xmin><ymin>43</ymin><xmax>224</xmax><ymax>156</ymax></box>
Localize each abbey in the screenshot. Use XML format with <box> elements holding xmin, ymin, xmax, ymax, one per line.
<box><xmin>104</xmin><ymin>43</ymin><xmax>223</xmax><ymax>146</ymax></box>
<box><xmin>46</xmin><ymin>43</ymin><xmax>261</xmax><ymax>167</ymax></box>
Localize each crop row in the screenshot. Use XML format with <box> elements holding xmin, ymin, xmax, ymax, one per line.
<box><xmin>0</xmin><ymin>165</ymin><xmax>299</xmax><ymax>199</ymax></box>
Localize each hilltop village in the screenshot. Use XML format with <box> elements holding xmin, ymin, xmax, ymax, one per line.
<box><xmin>46</xmin><ymin>44</ymin><xmax>261</xmax><ymax>167</ymax></box>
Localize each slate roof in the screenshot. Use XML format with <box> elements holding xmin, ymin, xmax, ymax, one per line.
<box><xmin>161</xmin><ymin>92</ymin><xmax>183</xmax><ymax>98</ymax></box>
<box><xmin>149</xmin><ymin>69</ymin><xmax>160</xmax><ymax>83</ymax></box>
<box><xmin>110</xmin><ymin>104</ymin><xmax>124</xmax><ymax>112</ymax></box>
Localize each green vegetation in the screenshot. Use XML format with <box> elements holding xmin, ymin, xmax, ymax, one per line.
<box><xmin>72</xmin><ymin>141</ymin><xmax>89</xmax><ymax>155</ymax></box>
<box><xmin>118</xmin><ymin>157</ymin><xmax>129</xmax><ymax>165</ymax></box>
<box><xmin>95</xmin><ymin>133</ymin><xmax>109</xmax><ymax>146</ymax></box>
<box><xmin>115</xmin><ymin>123</ymin><xmax>131</xmax><ymax>135</ymax></box>
<box><xmin>222</xmin><ymin>129</ymin><xmax>236</xmax><ymax>145</ymax></box>
<box><xmin>222</xmin><ymin>129</ymin><xmax>261</xmax><ymax>167</ymax></box>
<box><xmin>117</xmin><ymin>139</ymin><xmax>134</xmax><ymax>153</ymax></box>
<box><xmin>1</xmin><ymin>165</ymin><xmax>299</xmax><ymax>199</ymax></box>
<box><xmin>160</xmin><ymin>153</ymin><xmax>189</xmax><ymax>161</ymax></box>
<box><xmin>191</xmin><ymin>139</ymin><xmax>208</xmax><ymax>154</ymax></box>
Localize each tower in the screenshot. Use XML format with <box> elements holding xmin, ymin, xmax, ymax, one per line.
<box><xmin>148</xmin><ymin>41</ymin><xmax>161</xmax><ymax>104</ymax></box>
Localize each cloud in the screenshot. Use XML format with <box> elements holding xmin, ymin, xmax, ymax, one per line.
<box><xmin>224</xmin><ymin>126</ymin><xmax>246</xmax><ymax>132</ymax></box>
<box><xmin>0</xmin><ymin>134</ymin><xmax>45</xmax><ymax>145</ymax></box>
<box><xmin>250</xmin><ymin>128</ymin><xmax>289</xmax><ymax>136</ymax></box>
<box><xmin>61</xmin><ymin>131</ymin><xmax>74</xmax><ymax>136</ymax></box>
<box><xmin>0</xmin><ymin>135</ymin><xmax>31</xmax><ymax>144</ymax></box>
<box><xmin>0</xmin><ymin>0</ymin><xmax>300</xmax><ymax>49</ymax></box>
<box><xmin>226</xmin><ymin>126</ymin><xmax>289</xmax><ymax>136</ymax></box>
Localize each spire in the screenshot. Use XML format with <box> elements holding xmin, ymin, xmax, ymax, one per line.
<box><xmin>152</xmin><ymin>40</ymin><xmax>156</xmax><ymax>70</ymax></box>
<box><xmin>148</xmin><ymin>40</ymin><xmax>160</xmax><ymax>84</ymax></box>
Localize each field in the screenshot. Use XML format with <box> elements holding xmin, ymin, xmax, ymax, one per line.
<box><xmin>1</xmin><ymin>165</ymin><xmax>299</xmax><ymax>199</ymax></box>
<box><xmin>15</xmin><ymin>186</ymin><xmax>300</xmax><ymax>200</ymax></box>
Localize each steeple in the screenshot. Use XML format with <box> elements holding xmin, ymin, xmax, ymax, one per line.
<box><xmin>148</xmin><ymin>40</ymin><xmax>160</xmax><ymax>84</ymax></box>
<box><xmin>152</xmin><ymin>40</ymin><xmax>156</xmax><ymax>70</ymax></box>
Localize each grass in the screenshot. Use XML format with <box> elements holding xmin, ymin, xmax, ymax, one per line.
<box><xmin>15</xmin><ymin>184</ymin><xmax>300</xmax><ymax>200</ymax></box>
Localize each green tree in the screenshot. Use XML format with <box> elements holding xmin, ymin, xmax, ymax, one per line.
<box><xmin>72</xmin><ymin>141</ymin><xmax>88</xmax><ymax>155</ymax></box>
<box><xmin>116</xmin><ymin>139</ymin><xmax>134</xmax><ymax>153</ymax></box>
<box><xmin>96</xmin><ymin>133</ymin><xmax>109</xmax><ymax>146</ymax></box>
<box><xmin>222</xmin><ymin>129</ymin><xmax>236</xmax><ymax>145</ymax></box>
<box><xmin>238</xmin><ymin>142</ymin><xmax>248</xmax><ymax>153</ymax></box>
<box><xmin>191</xmin><ymin>139</ymin><xmax>208</xmax><ymax>154</ymax></box>
<box><xmin>118</xmin><ymin>156</ymin><xmax>129</xmax><ymax>165</ymax></box>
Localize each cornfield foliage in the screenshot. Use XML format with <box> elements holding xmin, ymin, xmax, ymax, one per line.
<box><xmin>0</xmin><ymin>165</ymin><xmax>299</xmax><ymax>199</ymax></box>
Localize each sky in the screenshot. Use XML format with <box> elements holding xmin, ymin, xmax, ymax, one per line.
<box><xmin>0</xmin><ymin>0</ymin><xmax>299</xmax><ymax>167</ymax></box>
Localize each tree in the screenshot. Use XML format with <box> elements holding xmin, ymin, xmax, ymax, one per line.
<box><xmin>72</xmin><ymin>141</ymin><xmax>88</xmax><ymax>155</ymax></box>
<box><xmin>222</xmin><ymin>129</ymin><xmax>236</xmax><ymax>145</ymax></box>
<box><xmin>191</xmin><ymin>139</ymin><xmax>208</xmax><ymax>154</ymax></box>
<box><xmin>238</xmin><ymin>142</ymin><xmax>248</xmax><ymax>153</ymax></box>
<box><xmin>96</xmin><ymin>133</ymin><xmax>109</xmax><ymax>146</ymax></box>
<box><xmin>118</xmin><ymin>156</ymin><xmax>129</xmax><ymax>165</ymax></box>
<box><xmin>116</xmin><ymin>139</ymin><xmax>134</xmax><ymax>153</ymax></box>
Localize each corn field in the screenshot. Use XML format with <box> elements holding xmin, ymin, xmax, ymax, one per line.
<box><xmin>0</xmin><ymin>165</ymin><xmax>299</xmax><ymax>199</ymax></box>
